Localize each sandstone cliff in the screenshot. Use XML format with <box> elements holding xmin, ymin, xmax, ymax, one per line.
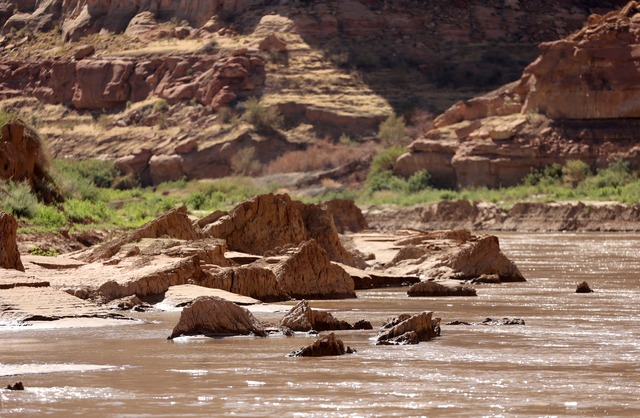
<box><xmin>397</xmin><ymin>1</ymin><xmax>640</xmax><ymax>189</ymax></box>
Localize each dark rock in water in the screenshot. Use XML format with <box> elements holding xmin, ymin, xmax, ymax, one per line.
<box><xmin>377</xmin><ymin>331</ymin><xmax>420</xmax><ymax>345</ymax></box>
<box><xmin>445</xmin><ymin>320</ymin><xmax>472</xmax><ymax>326</ymax></box>
<box><xmin>6</xmin><ymin>382</ymin><xmax>24</xmax><ymax>390</ymax></box>
<box><xmin>576</xmin><ymin>281</ymin><xmax>594</xmax><ymax>293</ymax></box>
<box><xmin>287</xmin><ymin>332</ymin><xmax>355</xmax><ymax>357</ymax></box>
<box><xmin>352</xmin><ymin>319</ymin><xmax>373</xmax><ymax>330</ymax></box>
<box><xmin>376</xmin><ymin>312</ymin><xmax>440</xmax><ymax>345</ymax></box>
<box><xmin>480</xmin><ymin>317</ymin><xmax>525</xmax><ymax>326</ymax></box>
<box><xmin>382</xmin><ymin>314</ymin><xmax>412</xmax><ymax>329</ymax></box>
<box><xmin>446</xmin><ymin>317</ymin><xmax>525</xmax><ymax>326</ymax></box>
<box><xmin>279</xmin><ymin>300</ymin><xmax>353</xmax><ymax>332</ymax></box>
<box><xmin>470</xmin><ymin>274</ymin><xmax>502</xmax><ymax>284</ymax></box>
<box><xmin>407</xmin><ymin>281</ymin><xmax>477</xmax><ymax>297</ymax></box>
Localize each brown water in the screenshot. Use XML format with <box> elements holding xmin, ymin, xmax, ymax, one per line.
<box><xmin>2</xmin><ymin>233</ymin><xmax>640</xmax><ymax>417</ymax></box>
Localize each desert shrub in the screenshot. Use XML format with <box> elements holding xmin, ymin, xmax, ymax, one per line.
<box><xmin>242</xmin><ymin>97</ymin><xmax>283</xmax><ymax>131</ymax></box>
<box><xmin>63</xmin><ymin>199</ymin><xmax>114</xmax><ymax>224</ymax></box>
<box><xmin>523</xmin><ymin>163</ymin><xmax>562</xmax><ymax>186</ymax></box>
<box><xmin>562</xmin><ymin>160</ymin><xmax>591</xmax><ymax>185</ymax></box>
<box><xmin>267</xmin><ymin>141</ymin><xmax>376</xmax><ymax>174</ymax></box>
<box><xmin>0</xmin><ymin>109</ymin><xmax>19</xmax><ymax>127</ymax></box>
<box><xmin>584</xmin><ymin>159</ymin><xmax>634</xmax><ymax>189</ymax></box>
<box><xmin>184</xmin><ymin>191</ymin><xmax>208</xmax><ymax>210</ymax></box>
<box><xmin>406</xmin><ymin>170</ymin><xmax>432</xmax><ymax>193</ymax></box>
<box><xmin>369</xmin><ymin>145</ymin><xmax>405</xmax><ymax>175</ymax></box>
<box><xmin>364</xmin><ymin>171</ymin><xmax>407</xmax><ymax>194</ymax></box>
<box><xmin>0</xmin><ymin>181</ymin><xmax>39</xmax><ymax>219</ymax></box>
<box><xmin>33</xmin><ymin>205</ymin><xmax>67</xmax><ymax>229</ymax></box>
<box><xmin>28</xmin><ymin>246</ymin><xmax>59</xmax><ymax>257</ymax></box>
<box><xmin>153</xmin><ymin>99</ymin><xmax>169</xmax><ymax>113</ymax></box>
<box><xmin>378</xmin><ymin>113</ymin><xmax>408</xmax><ymax>146</ymax></box>
<box><xmin>230</xmin><ymin>147</ymin><xmax>262</xmax><ymax>176</ymax></box>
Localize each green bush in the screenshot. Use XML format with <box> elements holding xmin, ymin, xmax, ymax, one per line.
<box><xmin>585</xmin><ymin>159</ymin><xmax>634</xmax><ymax>189</ymax></box>
<box><xmin>33</xmin><ymin>205</ymin><xmax>67</xmax><ymax>229</ymax></box>
<box><xmin>0</xmin><ymin>109</ymin><xmax>19</xmax><ymax>127</ymax></box>
<box><xmin>365</xmin><ymin>171</ymin><xmax>407</xmax><ymax>194</ymax></box>
<box><xmin>153</xmin><ymin>99</ymin><xmax>169</xmax><ymax>114</ymax></box>
<box><xmin>562</xmin><ymin>160</ymin><xmax>591</xmax><ymax>185</ymax></box>
<box><xmin>406</xmin><ymin>170</ymin><xmax>432</xmax><ymax>193</ymax></box>
<box><xmin>184</xmin><ymin>192</ymin><xmax>208</xmax><ymax>210</ymax></box>
<box><xmin>0</xmin><ymin>181</ymin><xmax>39</xmax><ymax>219</ymax></box>
<box><xmin>63</xmin><ymin>199</ymin><xmax>114</xmax><ymax>224</ymax></box>
<box><xmin>523</xmin><ymin>163</ymin><xmax>562</xmax><ymax>186</ymax></box>
<box><xmin>369</xmin><ymin>146</ymin><xmax>405</xmax><ymax>175</ymax></box>
<box><xmin>29</xmin><ymin>246</ymin><xmax>59</xmax><ymax>257</ymax></box>
<box><xmin>378</xmin><ymin>114</ymin><xmax>408</xmax><ymax>146</ymax></box>
<box><xmin>242</xmin><ymin>97</ymin><xmax>283</xmax><ymax>131</ymax></box>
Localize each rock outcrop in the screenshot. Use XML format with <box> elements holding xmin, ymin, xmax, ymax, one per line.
<box><xmin>365</xmin><ymin>200</ymin><xmax>640</xmax><ymax>232</ymax></box>
<box><xmin>279</xmin><ymin>300</ymin><xmax>352</xmax><ymax>332</ymax></box>
<box><xmin>0</xmin><ymin>53</ymin><xmax>264</xmax><ymax>111</ymax></box>
<box><xmin>205</xmin><ymin>193</ymin><xmax>364</xmax><ymax>268</ymax></box>
<box><xmin>287</xmin><ymin>332</ymin><xmax>355</xmax><ymax>357</ymax></box>
<box><xmin>168</xmin><ymin>296</ymin><xmax>267</xmax><ymax>339</ymax></box>
<box><xmin>375</xmin><ymin>312</ymin><xmax>440</xmax><ymax>345</ymax></box>
<box><xmin>198</xmin><ymin>264</ymin><xmax>290</xmax><ymax>302</ymax></box>
<box><xmin>0</xmin><ymin>120</ymin><xmax>61</xmax><ymax>202</ymax></box>
<box><xmin>73</xmin><ymin>205</ymin><xmax>203</xmax><ymax>263</ymax></box>
<box><xmin>325</xmin><ymin>199</ymin><xmax>368</xmax><ymax>233</ymax></box>
<box><xmin>384</xmin><ymin>230</ymin><xmax>525</xmax><ymax>283</ymax></box>
<box><xmin>407</xmin><ymin>281</ymin><xmax>477</xmax><ymax>297</ymax></box>
<box><xmin>397</xmin><ymin>2</ymin><xmax>640</xmax><ymax>189</ymax></box>
<box><xmin>0</xmin><ymin>212</ymin><xmax>24</xmax><ymax>271</ymax></box>
<box><xmin>269</xmin><ymin>240</ymin><xmax>356</xmax><ymax>299</ymax></box>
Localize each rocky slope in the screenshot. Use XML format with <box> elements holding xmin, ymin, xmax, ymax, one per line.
<box><xmin>0</xmin><ymin>1</ymin><xmax>629</xmax><ymax>188</ymax></box>
<box><xmin>397</xmin><ymin>1</ymin><xmax>640</xmax><ymax>188</ymax></box>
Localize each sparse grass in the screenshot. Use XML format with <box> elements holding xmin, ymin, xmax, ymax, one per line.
<box><xmin>242</xmin><ymin>97</ymin><xmax>283</xmax><ymax>131</ymax></box>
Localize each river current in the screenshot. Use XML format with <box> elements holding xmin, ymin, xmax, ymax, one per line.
<box><xmin>1</xmin><ymin>232</ymin><xmax>639</xmax><ymax>417</ymax></box>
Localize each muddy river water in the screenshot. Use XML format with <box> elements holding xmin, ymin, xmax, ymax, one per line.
<box><xmin>1</xmin><ymin>232</ymin><xmax>640</xmax><ymax>417</ymax></box>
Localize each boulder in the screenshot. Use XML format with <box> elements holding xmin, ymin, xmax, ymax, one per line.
<box><xmin>269</xmin><ymin>240</ymin><xmax>356</xmax><ymax>300</ymax></box>
<box><xmin>168</xmin><ymin>296</ymin><xmax>267</xmax><ymax>339</ymax></box>
<box><xmin>287</xmin><ymin>332</ymin><xmax>355</xmax><ymax>357</ymax></box>
<box><xmin>279</xmin><ymin>300</ymin><xmax>352</xmax><ymax>332</ymax></box>
<box><xmin>0</xmin><ymin>212</ymin><xmax>24</xmax><ymax>271</ymax></box>
<box><xmin>576</xmin><ymin>281</ymin><xmax>594</xmax><ymax>293</ymax></box>
<box><xmin>258</xmin><ymin>34</ymin><xmax>287</xmax><ymax>52</ymax></box>
<box><xmin>375</xmin><ymin>312</ymin><xmax>440</xmax><ymax>345</ymax></box>
<box><xmin>325</xmin><ymin>199</ymin><xmax>368</xmax><ymax>233</ymax></box>
<box><xmin>149</xmin><ymin>154</ymin><xmax>185</xmax><ymax>186</ymax></box>
<box><xmin>407</xmin><ymin>281</ymin><xmax>477</xmax><ymax>297</ymax></box>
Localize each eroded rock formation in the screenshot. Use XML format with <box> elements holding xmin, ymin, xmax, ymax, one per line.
<box><xmin>384</xmin><ymin>230</ymin><xmax>525</xmax><ymax>283</ymax></box>
<box><xmin>279</xmin><ymin>300</ymin><xmax>352</xmax><ymax>332</ymax></box>
<box><xmin>376</xmin><ymin>312</ymin><xmax>440</xmax><ymax>345</ymax></box>
<box><xmin>168</xmin><ymin>296</ymin><xmax>267</xmax><ymax>339</ymax></box>
<box><xmin>0</xmin><ymin>212</ymin><xmax>24</xmax><ymax>271</ymax></box>
<box><xmin>205</xmin><ymin>193</ymin><xmax>364</xmax><ymax>268</ymax></box>
<box><xmin>397</xmin><ymin>2</ymin><xmax>640</xmax><ymax>188</ymax></box>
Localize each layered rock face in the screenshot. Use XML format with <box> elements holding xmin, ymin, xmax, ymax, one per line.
<box><xmin>0</xmin><ymin>120</ymin><xmax>61</xmax><ymax>202</ymax></box>
<box><xmin>397</xmin><ymin>2</ymin><xmax>640</xmax><ymax>189</ymax></box>
<box><xmin>0</xmin><ymin>53</ymin><xmax>264</xmax><ymax>110</ymax></box>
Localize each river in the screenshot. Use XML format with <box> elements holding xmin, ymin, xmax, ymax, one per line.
<box><xmin>1</xmin><ymin>232</ymin><xmax>639</xmax><ymax>417</ymax></box>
